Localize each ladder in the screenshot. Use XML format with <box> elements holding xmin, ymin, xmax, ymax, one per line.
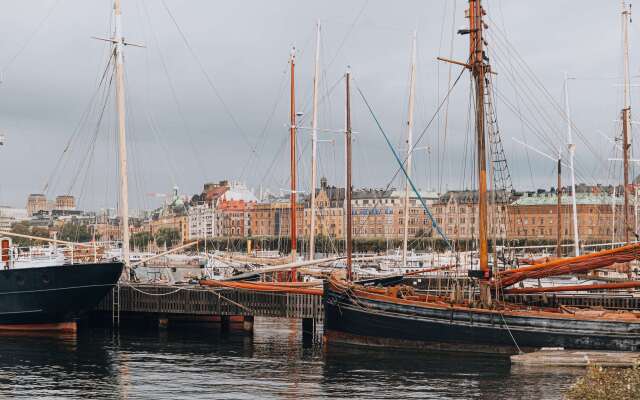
<box><xmin>112</xmin><ymin>283</ymin><xmax>120</xmax><ymax>328</ymax></box>
<box><xmin>484</xmin><ymin>72</ymin><xmax>517</xmax><ymax>250</ymax></box>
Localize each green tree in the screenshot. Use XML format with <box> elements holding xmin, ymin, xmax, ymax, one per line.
<box><xmin>130</xmin><ymin>231</ymin><xmax>152</xmax><ymax>250</ymax></box>
<box><xmin>58</xmin><ymin>223</ymin><xmax>92</xmax><ymax>243</ymax></box>
<box><xmin>10</xmin><ymin>221</ymin><xmax>49</xmax><ymax>247</ymax></box>
<box><xmin>154</xmin><ymin>228</ymin><xmax>181</xmax><ymax>248</ymax></box>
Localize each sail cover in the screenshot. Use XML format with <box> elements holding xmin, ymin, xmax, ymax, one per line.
<box><xmin>494</xmin><ymin>243</ymin><xmax>640</xmax><ymax>288</ymax></box>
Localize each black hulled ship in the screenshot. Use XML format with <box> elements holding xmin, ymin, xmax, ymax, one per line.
<box><xmin>324</xmin><ymin>0</ymin><xmax>640</xmax><ymax>354</ymax></box>
<box><xmin>0</xmin><ymin>260</ymin><xmax>122</xmax><ymax>330</ymax></box>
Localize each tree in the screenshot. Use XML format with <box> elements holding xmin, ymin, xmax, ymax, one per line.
<box><xmin>10</xmin><ymin>221</ymin><xmax>49</xmax><ymax>247</ymax></box>
<box><xmin>130</xmin><ymin>231</ymin><xmax>152</xmax><ymax>250</ymax></box>
<box><xmin>58</xmin><ymin>223</ymin><xmax>92</xmax><ymax>243</ymax></box>
<box><xmin>154</xmin><ymin>228</ymin><xmax>181</xmax><ymax>248</ymax></box>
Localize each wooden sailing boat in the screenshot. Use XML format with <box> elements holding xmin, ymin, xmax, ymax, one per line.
<box><xmin>324</xmin><ymin>0</ymin><xmax>640</xmax><ymax>354</ymax></box>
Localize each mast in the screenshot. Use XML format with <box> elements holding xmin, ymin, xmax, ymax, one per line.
<box><xmin>402</xmin><ymin>31</ymin><xmax>417</xmax><ymax>269</ymax></box>
<box><xmin>556</xmin><ymin>149</ymin><xmax>562</xmax><ymax>257</ymax></box>
<box><xmin>564</xmin><ymin>72</ymin><xmax>580</xmax><ymax>256</ymax></box>
<box><xmin>289</xmin><ymin>47</ymin><xmax>298</xmax><ymax>263</ymax></box>
<box><xmin>612</xmin><ymin>185</ymin><xmax>617</xmax><ymax>248</ymax></box>
<box><xmin>345</xmin><ymin>67</ymin><xmax>353</xmax><ymax>281</ymax></box>
<box><xmin>309</xmin><ymin>21</ymin><xmax>321</xmax><ymax>260</ymax></box>
<box><xmin>469</xmin><ymin>0</ymin><xmax>489</xmax><ymax>278</ymax></box>
<box><xmin>622</xmin><ymin>0</ymin><xmax>632</xmax><ymax>244</ymax></box>
<box><xmin>114</xmin><ymin>0</ymin><xmax>130</xmax><ymax>268</ymax></box>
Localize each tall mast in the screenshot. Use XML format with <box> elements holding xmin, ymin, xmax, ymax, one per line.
<box><xmin>556</xmin><ymin>149</ymin><xmax>562</xmax><ymax>257</ymax></box>
<box><xmin>402</xmin><ymin>31</ymin><xmax>417</xmax><ymax>268</ymax></box>
<box><xmin>469</xmin><ymin>0</ymin><xmax>489</xmax><ymax>276</ymax></box>
<box><xmin>622</xmin><ymin>0</ymin><xmax>632</xmax><ymax>244</ymax></box>
<box><xmin>564</xmin><ymin>72</ymin><xmax>580</xmax><ymax>256</ymax></box>
<box><xmin>309</xmin><ymin>21</ymin><xmax>321</xmax><ymax>260</ymax></box>
<box><xmin>114</xmin><ymin>0</ymin><xmax>130</xmax><ymax>268</ymax></box>
<box><xmin>345</xmin><ymin>67</ymin><xmax>353</xmax><ymax>281</ymax></box>
<box><xmin>289</xmin><ymin>47</ymin><xmax>298</xmax><ymax>262</ymax></box>
<box><xmin>612</xmin><ymin>185</ymin><xmax>618</xmax><ymax>248</ymax></box>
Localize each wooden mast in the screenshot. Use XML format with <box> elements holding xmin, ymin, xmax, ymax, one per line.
<box><xmin>289</xmin><ymin>47</ymin><xmax>298</xmax><ymax>264</ymax></box>
<box><xmin>114</xmin><ymin>0</ymin><xmax>130</xmax><ymax>269</ymax></box>
<box><xmin>622</xmin><ymin>0</ymin><xmax>632</xmax><ymax>244</ymax></box>
<box><xmin>309</xmin><ymin>21</ymin><xmax>321</xmax><ymax>261</ymax></box>
<box><xmin>469</xmin><ymin>0</ymin><xmax>489</xmax><ymax>278</ymax></box>
<box><xmin>402</xmin><ymin>31</ymin><xmax>418</xmax><ymax>269</ymax></box>
<box><xmin>556</xmin><ymin>150</ymin><xmax>563</xmax><ymax>257</ymax></box>
<box><xmin>345</xmin><ymin>67</ymin><xmax>353</xmax><ymax>281</ymax></box>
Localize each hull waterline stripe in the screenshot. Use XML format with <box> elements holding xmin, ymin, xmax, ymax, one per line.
<box><xmin>0</xmin><ymin>283</ymin><xmax>115</xmax><ymax>296</ymax></box>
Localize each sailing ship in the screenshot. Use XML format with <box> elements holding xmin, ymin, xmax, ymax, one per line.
<box><xmin>0</xmin><ymin>0</ymin><xmax>138</xmax><ymax>331</ymax></box>
<box><xmin>324</xmin><ymin>0</ymin><xmax>640</xmax><ymax>354</ymax></box>
<box><xmin>0</xmin><ymin>243</ymin><xmax>122</xmax><ymax>331</ymax></box>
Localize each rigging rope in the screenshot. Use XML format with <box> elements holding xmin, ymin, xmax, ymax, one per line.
<box><xmin>354</xmin><ymin>83</ymin><xmax>451</xmax><ymax>248</ymax></box>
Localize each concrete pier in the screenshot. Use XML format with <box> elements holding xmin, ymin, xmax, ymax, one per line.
<box><xmin>511</xmin><ymin>348</ymin><xmax>640</xmax><ymax>367</ymax></box>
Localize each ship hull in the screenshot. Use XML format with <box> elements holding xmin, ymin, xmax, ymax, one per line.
<box><xmin>324</xmin><ymin>280</ymin><xmax>640</xmax><ymax>354</ymax></box>
<box><xmin>0</xmin><ymin>262</ymin><xmax>123</xmax><ymax>330</ymax></box>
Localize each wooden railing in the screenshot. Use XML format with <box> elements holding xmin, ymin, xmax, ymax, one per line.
<box><xmin>95</xmin><ymin>283</ymin><xmax>324</xmax><ymax>319</ymax></box>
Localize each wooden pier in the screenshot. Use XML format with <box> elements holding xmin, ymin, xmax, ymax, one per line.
<box><xmin>92</xmin><ymin>283</ymin><xmax>323</xmax><ymax>329</ymax></box>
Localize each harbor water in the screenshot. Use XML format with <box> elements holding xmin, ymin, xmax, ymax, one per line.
<box><xmin>0</xmin><ymin>317</ymin><xmax>583</xmax><ymax>399</ymax></box>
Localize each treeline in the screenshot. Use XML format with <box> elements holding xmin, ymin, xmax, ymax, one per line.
<box><xmin>9</xmin><ymin>221</ymin><xmax>96</xmax><ymax>246</ymax></box>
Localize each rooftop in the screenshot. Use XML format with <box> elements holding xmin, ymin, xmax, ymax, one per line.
<box><xmin>512</xmin><ymin>192</ymin><xmax>623</xmax><ymax>206</ymax></box>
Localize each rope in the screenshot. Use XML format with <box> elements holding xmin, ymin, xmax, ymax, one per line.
<box><xmin>121</xmin><ymin>282</ymin><xmax>255</xmax><ymax>313</ymax></box>
<box><xmin>499</xmin><ymin>311</ymin><xmax>523</xmax><ymax>354</ymax></box>
<box><xmin>354</xmin><ymin>84</ymin><xmax>451</xmax><ymax>248</ymax></box>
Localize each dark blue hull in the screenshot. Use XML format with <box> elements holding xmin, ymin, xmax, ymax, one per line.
<box><xmin>0</xmin><ymin>262</ymin><xmax>123</xmax><ymax>325</ymax></box>
<box><xmin>324</xmin><ymin>280</ymin><xmax>640</xmax><ymax>354</ymax></box>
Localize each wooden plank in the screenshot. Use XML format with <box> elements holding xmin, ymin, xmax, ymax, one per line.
<box><xmin>511</xmin><ymin>348</ymin><xmax>640</xmax><ymax>367</ymax></box>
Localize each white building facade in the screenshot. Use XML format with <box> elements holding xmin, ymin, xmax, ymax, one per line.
<box><xmin>187</xmin><ymin>203</ymin><xmax>217</xmax><ymax>240</ymax></box>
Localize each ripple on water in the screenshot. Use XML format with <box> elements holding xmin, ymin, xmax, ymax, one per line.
<box><xmin>0</xmin><ymin>318</ymin><xmax>582</xmax><ymax>399</ymax></box>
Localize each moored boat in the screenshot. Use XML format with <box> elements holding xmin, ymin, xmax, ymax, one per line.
<box><xmin>323</xmin><ymin>0</ymin><xmax>640</xmax><ymax>355</ymax></box>
<box><xmin>324</xmin><ymin>277</ymin><xmax>640</xmax><ymax>354</ymax></box>
<box><xmin>0</xmin><ymin>261</ymin><xmax>122</xmax><ymax>331</ymax></box>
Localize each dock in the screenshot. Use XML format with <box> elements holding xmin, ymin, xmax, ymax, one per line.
<box><xmin>91</xmin><ymin>283</ymin><xmax>323</xmax><ymax>336</ymax></box>
<box><xmin>511</xmin><ymin>348</ymin><xmax>640</xmax><ymax>367</ymax></box>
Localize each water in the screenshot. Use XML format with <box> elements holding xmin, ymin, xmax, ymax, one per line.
<box><xmin>0</xmin><ymin>318</ymin><xmax>583</xmax><ymax>399</ymax></box>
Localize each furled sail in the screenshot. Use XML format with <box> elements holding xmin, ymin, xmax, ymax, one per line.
<box><xmin>494</xmin><ymin>243</ymin><xmax>640</xmax><ymax>288</ymax></box>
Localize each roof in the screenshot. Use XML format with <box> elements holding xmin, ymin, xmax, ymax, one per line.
<box><xmin>437</xmin><ymin>190</ymin><xmax>514</xmax><ymax>204</ymax></box>
<box><xmin>223</xmin><ymin>183</ymin><xmax>257</xmax><ymax>203</ymax></box>
<box><xmin>512</xmin><ymin>192</ymin><xmax>623</xmax><ymax>206</ymax></box>
<box><xmin>389</xmin><ymin>189</ymin><xmax>439</xmax><ymax>200</ymax></box>
<box><xmin>352</xmin><ymin>188</ymin><xmax>395</xmax><ymax>200</ymax></box>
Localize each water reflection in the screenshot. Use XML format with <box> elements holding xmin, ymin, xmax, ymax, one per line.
<box><xmin>0</xmin><ymin>318</ymin><xmax>582</xmax><ymax>399</ymax></box>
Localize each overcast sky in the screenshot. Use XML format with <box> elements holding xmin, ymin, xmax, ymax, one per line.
<box><xmin>0</xmin><ymin>0</ymin><xmax>636</xmax><ymax>211</ymax></box>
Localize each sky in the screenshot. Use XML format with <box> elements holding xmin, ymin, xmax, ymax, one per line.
<box><xmin>0</xmin><ymin>0</ymin><xmax>636</xmax><ymax>211</ymax></box>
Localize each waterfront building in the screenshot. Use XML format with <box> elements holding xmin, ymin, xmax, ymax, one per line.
<box><xmin>150</xmin><ymin>214</ymin><xmax>188</xmax><ymax>243</ymax></box>
<box><xmin>214</xmin><ymin>182</ymin><xmax>257</xmax><ymax>237</ymax></box>
<box><xmin>26</xmin><ymin>194</ymin><xmax>49</xmax><ymax>216</ymax></box>
<box><xmin>508</xmin><ymin>191</ymin><xmax>627</xmax><ymax>243</ymax></box>
<box><xmin>430</xmin><ymin>190</ymin><xmax>512</xmax><ymax>241</ymax></box>
<box><xmin>249</xmin><ymin>198</ymin><xmax>304</xmax><ymax>238</ymax></box>
<box><xmin>303</xmin><ymin>178</ymin><xmax>344</xmax><ymax>238</ymax></box>
<box><xmin>187</xmin><ymin>203</ymin><xmax>216</xmax><ymax>240</ymax></box>
<box><xmin>350</xmin><ymin>188</ymin><xmax>438</xmax><ymax>239</ymax></box>
<box><xmin>54</xmin><ymin>195</ymin><xmax>76</xmax><ymax>211</ymax></box>
<box><xmin>0</xmin><ymin>206</ymin><xmax>28</xmax><ymax>230</ymax></box>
